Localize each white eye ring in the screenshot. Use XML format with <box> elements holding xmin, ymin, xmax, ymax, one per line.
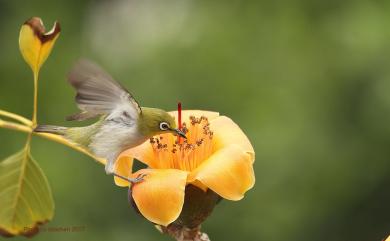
<box><xmin>159</xmin><ymin>122</ymin><xmax>170</xmax><ymax>131</ymax></box>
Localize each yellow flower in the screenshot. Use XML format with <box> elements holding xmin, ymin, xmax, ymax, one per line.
<box><xmin>114</xmin><ymin>110</ymin><xmax>255</xmax><ymax>226</ymax></box>
<box><xmin>19</xmin><ymin>17</ymin><xmax>60</xmax><ymax>74</ymax></box>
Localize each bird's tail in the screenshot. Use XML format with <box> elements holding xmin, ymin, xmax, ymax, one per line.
<box><xmin>34</xmin><ymin>125</ymin><xmax>68</xmax><ymax>135</ymax></box>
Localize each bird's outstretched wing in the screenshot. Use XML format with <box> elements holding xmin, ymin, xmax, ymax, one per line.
<box><xmin>67</xmin><ymin>59</ymin><xmax>141</xmax><ymax>122</ymax></box>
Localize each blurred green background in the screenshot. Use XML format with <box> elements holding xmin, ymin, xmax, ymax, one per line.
<box><xmin>1</xmin><ymin>0</ymin><xmax>390</xmax><ymax>240</ymax></box>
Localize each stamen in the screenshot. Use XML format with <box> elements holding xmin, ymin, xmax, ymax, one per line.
<box><xmin>149</xmin><ymin>115</ymin><xmax>214</xmax><ymax>171</ymax></box>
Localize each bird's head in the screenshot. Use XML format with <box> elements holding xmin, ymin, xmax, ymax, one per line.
<box><xmin>138</xmin><ymin>107</ymin><xmax>186</xmax><ymax>139</ymax></box>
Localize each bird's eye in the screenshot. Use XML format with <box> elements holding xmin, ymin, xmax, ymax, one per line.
<box><xmin>159</xmin><ymin>122</ymin><xmax>170</xmax><ymax>131</ymax></box>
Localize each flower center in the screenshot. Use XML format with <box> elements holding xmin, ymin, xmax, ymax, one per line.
<box><xmin>149</xmin><ymin>116</ymin><xmax>214</xmax><ymax>171</ymax></box>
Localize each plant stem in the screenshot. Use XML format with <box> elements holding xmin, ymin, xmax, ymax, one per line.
<box><xmin>32</xmin><ymin>71</ymin><xmax>38</xmax><ymax>126</ymax></box>
<box><xmin>158</xmin><ymin>225</ymin><xmax>210</xmax><ymax>241</ymax></box>
<box><xmin>25</xmin><ymin>70</ymin><xmax>39</xmax><ymax>150</ymax></box>
<box><xmin>0</xmin><ymin>110</ymin><xmax>32</xmax><ymax>126</ymax></box>
<box><xmin>0</xmin><ymin>118</ymin><xmax>105</xmax><ymax>165</ymax></box>
<box><xmin>0</xmin><ymin>119</ymin><xmax>31</xmax><ymax>133</ymax></box>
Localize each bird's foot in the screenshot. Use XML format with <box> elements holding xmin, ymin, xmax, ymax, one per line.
<box><xmin>113</xmin><ymin>173</ymin><xmax>147</xmax><ymax>184</ymax></box>
<box><xmin>130</xmin><ymin>173</ymin><xmax>147</xmax><ymax>183</ymax></box>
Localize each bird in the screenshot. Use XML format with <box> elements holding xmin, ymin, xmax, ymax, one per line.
<box><xmin>34</xmin><ymin>59</ymin><xmax>186</xmax><ymax>183</ymax></box>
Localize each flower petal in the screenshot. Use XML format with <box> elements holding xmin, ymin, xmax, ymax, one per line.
<box><xmin>169</xmin><ymin>110</ymin><xmax>219</xmax><ymax>124</ymax></box>
<box><xmin>131</xmin><ymin>169</ymin><xmax>188</xmax><ymax>226</ymax></box>
<box><xmin>210</xmin><ymin>116</ymin><xmax>255</xmax><ymax>162</ymax></box>
<box><xmin>19</xmin><ymin>17</ymin><xmax>60</xmax><ymax>73</ymax></box>
<box><xmin>113</xmin><ymin>155</ymin><xmax>134</xmax><ymax>187</ymax></box>
<box><xmin>188</xmin><ymin>145</ymin><xmax>255</xmax><ymax>201</ymax></box>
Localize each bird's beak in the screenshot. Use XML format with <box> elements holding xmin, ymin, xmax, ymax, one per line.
<box><xmin>171</xmin><ymin>128</ymin><xmax>187</xmax><ymax>139</ymax></box>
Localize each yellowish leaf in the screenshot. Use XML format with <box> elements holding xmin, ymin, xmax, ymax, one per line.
<box><xmin>0</xmin><ymin>149</ymin><xmax>54</xmax><ymax>237</ymax></box>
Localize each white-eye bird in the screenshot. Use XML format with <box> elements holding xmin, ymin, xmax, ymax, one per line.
<box><xmin>35</xmin><ymin>60</ymin><xmax>186</xmax><ymax>183</ymax></box>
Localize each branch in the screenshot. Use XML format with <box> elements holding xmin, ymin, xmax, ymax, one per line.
<box><xmin>0</xmin><ymin>118</ymin><xmax>105</xmax><ymax>165</ymax></box>
<box><xmin>0</xmin><ymin>110</ymin><xmax>32</xmax><ymax>126</ymax></box>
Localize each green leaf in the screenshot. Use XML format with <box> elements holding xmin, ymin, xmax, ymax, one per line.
<box><xmin>0</xmin><ymin>149</ymin><xmax>54</xmax><ymax>237</ymax></box>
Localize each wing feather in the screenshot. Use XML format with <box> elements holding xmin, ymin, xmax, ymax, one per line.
<box><xmin>67</xmin><ymin>59</ymin><xmax>141</xmax><ymax>121</ymax></box>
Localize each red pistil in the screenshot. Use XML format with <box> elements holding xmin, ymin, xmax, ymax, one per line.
<box><xmin>178</xmin><ymin>102</ymin><xmax>182</xmax><ymax>143</ymax></box>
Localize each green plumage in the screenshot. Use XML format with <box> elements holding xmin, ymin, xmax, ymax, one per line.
<box><xmin>137</xmin><ymin>107</ymin><xmax>177</xmax><ymax>137</ymax></box>
<box><xmin>35</xmin><ymin>120</ymin><xmax>104</xmax><ymax>147</ymax></box>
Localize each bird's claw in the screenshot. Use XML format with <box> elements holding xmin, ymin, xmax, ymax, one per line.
<box><xmin>113</xmin><ymin>172</ymin><xmax>147</xmax><ymax>184</ymax></box>
<box><xmin>130</xmin><ymin>173</ymin><xmax>147</xmax><ymax>184</ymax></box>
